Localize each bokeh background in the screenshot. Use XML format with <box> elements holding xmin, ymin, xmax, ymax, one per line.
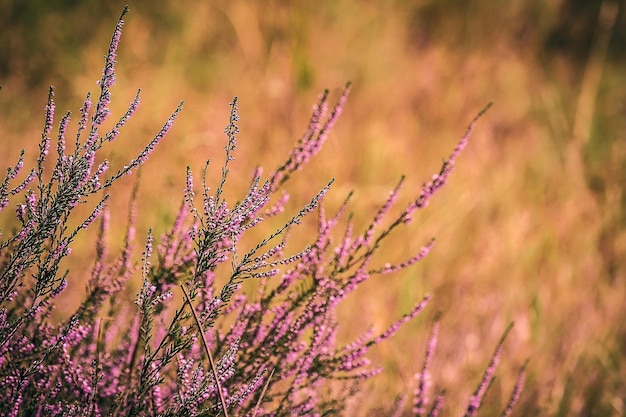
<box><xmin>1</xmin><ymin>0</ymin><xmax>625</xmax><ymax>415</ymax></box>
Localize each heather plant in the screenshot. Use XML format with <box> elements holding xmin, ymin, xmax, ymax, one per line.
<box><xmin>0</xmin><ymin>7</ymin><xmax>526</xmax><ymax>416</ymax></box>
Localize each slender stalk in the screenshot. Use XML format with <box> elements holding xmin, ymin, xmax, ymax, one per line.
<box><xmin>252</xmin><ymin>367</ymin><xmax>275</xmax><ymax>417</ymax></box>
<box><xmin>180</xmin><ymin>284</ymin><xmax>229</xmax><ymax>417</ymax></box>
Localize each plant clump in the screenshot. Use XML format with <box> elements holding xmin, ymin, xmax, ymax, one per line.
<box><xmin>0</xmin><ymin>6</ymin><xmax>525</xmax><ymax>416</ymax></box>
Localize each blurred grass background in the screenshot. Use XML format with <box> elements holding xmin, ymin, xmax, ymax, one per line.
<box><xmin>1</xmin><ymin>0</ymin><xmax>625</xmax><ymax>415</ymax></box>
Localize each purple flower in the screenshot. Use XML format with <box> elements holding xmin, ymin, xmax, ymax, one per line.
<box><xmin>0</xmin><ymin>5</ymin><xmax>516</xmax><ymax>415</ymax></box>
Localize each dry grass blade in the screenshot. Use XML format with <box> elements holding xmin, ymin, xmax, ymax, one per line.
<box><xmin>568</xmin><ymin>0</ymin><xmax>619</xmax><ymax>185</ymax></box>
<box><xmin>180</xmin><ymin>284</ymin><xmax>230</xmax><ymax>417</ymax></box>
<box><xmin>252</xmin><ymin>367</ymin><xmax>275</xmax><ymax>417</ymax></box>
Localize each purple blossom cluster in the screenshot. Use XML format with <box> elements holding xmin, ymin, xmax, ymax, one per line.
<box><xmin>0</xmin><ymin>6</ymin><xmax>526</xmax><ymax>417</ymax></box>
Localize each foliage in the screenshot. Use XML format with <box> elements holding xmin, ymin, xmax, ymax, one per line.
<box><xmin>0</xmin><ymin>7</ymin><xmax>525</xmax><ymax>416</ymax></box>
